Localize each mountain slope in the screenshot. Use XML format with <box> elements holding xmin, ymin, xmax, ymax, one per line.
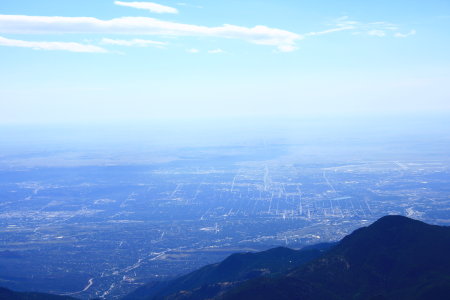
<box><xmin>124</xmin><ymin>244</ymin><xmax>333</xmax><ymax>300</ymax></box>
<box><xmin>0</xmin><ymin>287</ymin><xmax>78</xmax><ymax>300</ymax></box>
<box><xmin>221</xmin><ymin>215</ymin><xmax>450</xmax><ymax>300</ymax></box>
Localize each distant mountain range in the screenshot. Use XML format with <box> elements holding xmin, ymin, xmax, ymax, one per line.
<box><xmin>2</xmin><ymin>215</ymin><xmax>450</xmax><ymax>300</ymax></box>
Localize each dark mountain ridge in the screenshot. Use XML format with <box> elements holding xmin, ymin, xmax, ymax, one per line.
<box><xmin>0</xmin><ymin>287</ymin><xmax>77</xmax><ymax>300</ymax></box>
<box><xmin>221</xmin><ymin>215</ymin><xmax>450</xmax><ymax>300</ymax></box>
<box><xmin>124</xmin><ymin>244</ymin><xmax>333</xmax><ymax>300</ymax></box>
<box><xmin>126</xmin><ymin>215</ymin><xmax>450</xmax><ymax>300</ymax></box>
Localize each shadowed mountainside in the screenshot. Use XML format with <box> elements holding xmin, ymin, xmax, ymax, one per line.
<box><xmin>0</xmin><ymin>287</ymin><xmax>77</xmax><ymax>300</ymax></box>
<box><xmin>221</xmin><ymin>215</ymin><xmax>450</xmax><ymax>300</ymax></box>
<box><xmin>123</xmin><ymin>244</ymin><xmax>333</xmax><ymax>300</ymax></box>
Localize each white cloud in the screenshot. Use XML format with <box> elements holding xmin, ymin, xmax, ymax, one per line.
<box><xmin>0</xmin><ymin>15</ymin><xmax>413</xmax><ymax>53</ymax></box>
<box><xmin>0</xmin><ymin>35</ymin><xmax>107</xmax><ymax>53</ymax></box>
<box><xmin>306</xmin><ymin>26</ymin><xmax>354</xmax><ymax>37</ymax></box>
<box><xmin>394</xmin><ymin>30</ymin><xmax>416</xmax><ymax>38</ymax></box>
<box><xmin>0</xmin><ymin>15</ymin><xmax>301</xmax><ymax>52</ymax></box>
<box><xmin>367</xmin><ymin>29</ymin><xmax>386</xmax><ymax>37</ymax></box>
<box><xmin>114</xmin><ymin>1</ymin><xmax>178</xmax><ymax>14</ymax></box>
<box><xmin>101</xmin><ymin>38</ymin><xmax>166</xmax><ymax>47</ymax></box>
<box><xmin>208</xmin><ymin>48</ymin><xmax>224</xmax><ymax>54</ymax></box>
<box><xmin>187</xmin><ymin>48</ymin><xmax>199</xmax><ymax>53</ymax></box>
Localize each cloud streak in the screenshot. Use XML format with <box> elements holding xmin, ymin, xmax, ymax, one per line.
<box><xmin>331</xmin><ymin>17</ymin><xmax>415</xmax><ymax>38</ymax></box>
<box><xmin>394</xmin><ymin>30</ymin><xmax>416</xmax><ymax>38</ymax></box>
<box><xmin>114</xmin><ymin>1</ymin><xmax>178</xmax><ymax>14</ymax></box>
<box><xmin>0</xmin><ymin>14</ymin><xmax>301</xmax><ymax>52</ymax></box>
<box><xmin>0</xmin><ymin>35</ymin><xmax>107</xmax><ymax>53</ymax></box>
<box><xmin>306</xmin><ymin>26</ymin><xmax>354</xmax><ymax>37</ymax></box>
<box><xmin>101</xmin><ymin>38</ymin><xmax>166</xmax><ymax>47</ymax></box>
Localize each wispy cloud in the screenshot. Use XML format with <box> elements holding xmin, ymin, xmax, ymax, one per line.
<box><xmin>114</xmin><ymin>1</ymin><xmax>178</xmax><ymax>14</ymax></box>
<box><xmin>394</xmin><ymin>30</ymin><xmax>416</xmax><ymax>38</ymax></box>
<box><xmin>306</xmin><ymin>26</ymin><xmax>354</xmax><ymax>37</ymax></box>
<box><xmin>301</xmin><ymin>16</ymin><xmax>402</xmax><ymax>39</ymax></box>
<box><xmin>0</xmin><ymin>35</ymin><xmax>107</xmax><ymax>53</ymax></box>
<box><xmin>0</xmin><ymin>14</ymin><xmax>415</xmax><ymax>54</ymax></box>
<box><xmin>368</xmin><ymin>21</ymin><xmax>398</xmax><ymax>31</ymax></box>
<box><xmin>101</xmin><ymin>38</ymin><xmax>166</xmax><ymax>47</ymax></box>
<box><xmin>187</xmin><ymin>48</ymin><xmax>199</xmax><ymax>53</ymax></box>
<box><xmin>208</xmin><ymin>48</ymin><xmax>224</xmax><ymax>54</ymax></box>
<box><xmin>368</xmin><ymin>29</ymin><xmax>386</xmax><ymax>37</ymax></box>
<box><xmin>329</xmin><ymin>16</ymin><xmax>413</xmax><ymax>38</ymax></box>
<box><xmin>0</xmin><ymin>15</ymin><xmax>301</xmax><ymax>52</ymax></box>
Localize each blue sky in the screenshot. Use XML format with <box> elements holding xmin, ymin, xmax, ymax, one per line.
<box><xmin>0</xmin><ymin>0</ymin><xmax>449</xmax><ymax>124</ymax></box>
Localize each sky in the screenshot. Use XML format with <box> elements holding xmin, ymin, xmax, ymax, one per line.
<box><xmin>0</xmin><ymin>0</ymin><xmax>450</xmax><ymax>124</ymax></box>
